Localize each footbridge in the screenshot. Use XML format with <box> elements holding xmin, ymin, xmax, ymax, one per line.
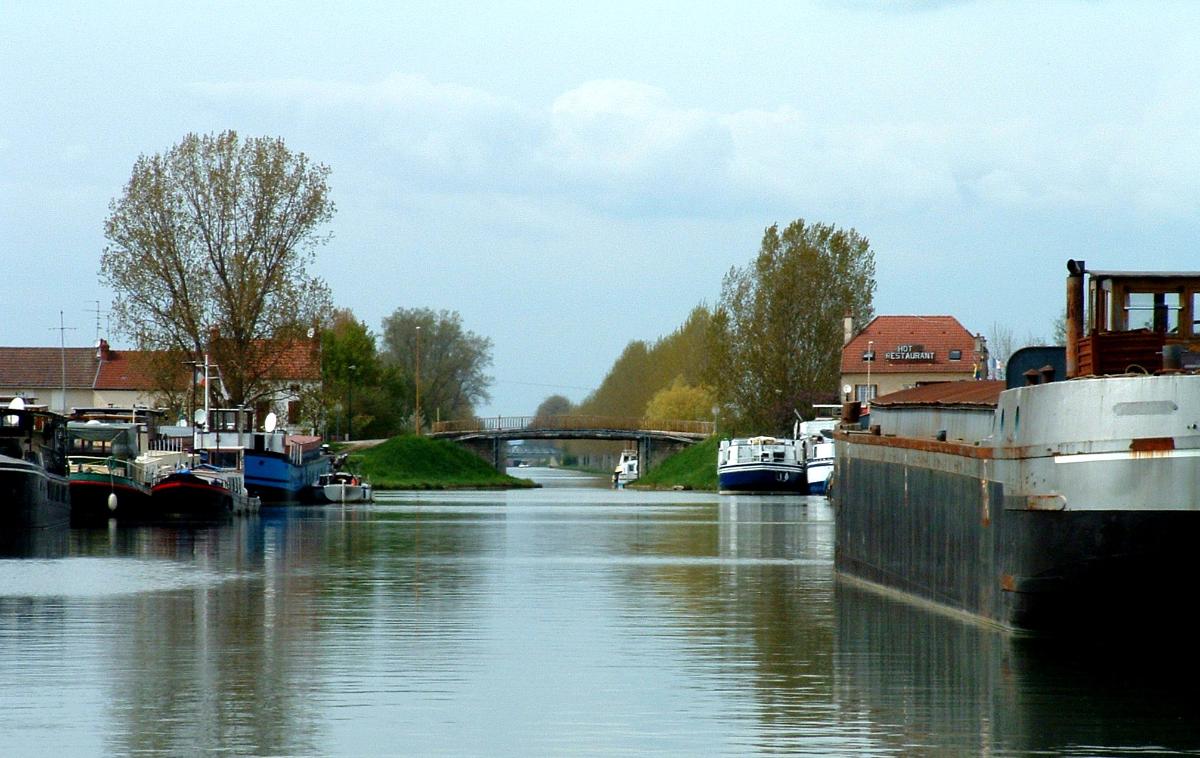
<box><xmin>430</xmin><ymin>415</ymin><xmax>715</xmax><ymax>473</ymax></box>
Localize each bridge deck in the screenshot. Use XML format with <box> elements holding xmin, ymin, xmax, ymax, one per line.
<box><xmin>430</xmin><ymin>415</ymin><xmax>714</xmax><ymax>442</ymax></box>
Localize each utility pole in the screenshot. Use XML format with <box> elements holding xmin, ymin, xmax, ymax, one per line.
<box><xmin>414</xmin><ymin>325</ymin><xmax>422</xmax><ymax>436</ymax></box>
<box><xmin>49</xmin><ymin>311</ymin><xmax>76</xmax><ymax>414</ymax></box>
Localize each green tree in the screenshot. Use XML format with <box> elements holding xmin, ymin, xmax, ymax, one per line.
<box><xmin>380</xmin><ymin>307</ymin><xmax>493</xmax><ymax>429</ymax></box>
<box><xmin>643</xmin><ymin>377</ymin><xmax>714</xmax><ymax>422</ymax></box>
<box><xmin>321</xmin><ymin>309</ymin><xmax>384</xmax><ymax>439</ymax></box>
<box><xmin>101</xmin><ymin>130</ymin><xmax>334</xmax><ymax>407</ymax></box>
<box><xmin>570</xmin><ymin>306</ymin><xmax>713</xmax><ymax>466</ymax></box>
<box><xmin>576</xmin><ymin>305</ymin><xmax>712</xmax><ymax>419</ymax></box>
<box><xmin>708</xmin><ymin>219</ymin><xmax>875</xmax><ymax>432</ymax></box>
<box><xmin>534</xmin><ymin>394</ymin><xmax>574</xmax><ymax>420</ymax></box>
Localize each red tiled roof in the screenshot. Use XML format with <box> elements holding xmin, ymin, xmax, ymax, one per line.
<box><xmin>0</xmin><ymin>347</ymin><xmax>99</xmax><ymax>388</ymax></box>
<box><xmin>842</xmin><ymin>315</ymin><xmax>980</xmax><ymax>374</ymax></box>
<box><xmin>95</xmin><ymin>349</ymin><xmax>163</xmax><ymax>390</ymax></box>
<box><xmin>2</xmin><ymin>338</ymin><xmax>321</xmax><ymax>391</ymax></box>
<box><xmin>265</xmin><ymin>340</ymin><xmax>320</xmax><ymax>381</ymax></box>
<box><xmin>871</xmin><ymin>380</ymin><xmax>1005</xmax><ymax>408</ymax></box>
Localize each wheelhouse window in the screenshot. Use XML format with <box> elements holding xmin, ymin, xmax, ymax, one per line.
<box><xmin>1126</xmin><ymin>291</ymin><xmax>1181</xmax><ymax>333</ymax></box>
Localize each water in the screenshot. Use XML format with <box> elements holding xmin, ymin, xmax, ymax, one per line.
<box><xmin>2</xmin><ymin>467</ymin><xmax>1198</xmax><ymax>756</ymax></box>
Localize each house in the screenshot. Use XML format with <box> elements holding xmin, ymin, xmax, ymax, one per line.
<box><xmin>0</xmin><ymin>338</ymin><xmax>322</xmax><ymax>431</ymax></box>
<box><xmin>840</xmin><ymin>315</ymin><xmax>986</xmax><ymax>405</ymax></box>
<box><xmin>0</xmin><ymin>342</ymin><xmax>113</xmax><ymax>411</ymax></box>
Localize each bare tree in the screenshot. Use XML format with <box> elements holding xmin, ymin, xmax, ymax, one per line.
<box><xmin>988</xmin><ymin>322</ymin><xmax>1016</xmax><ymax>364</ymax></box>
<box><xmin>101</xmin><ymin>130</ymin><xmax>334</xmax><ymax>407</ymax></box>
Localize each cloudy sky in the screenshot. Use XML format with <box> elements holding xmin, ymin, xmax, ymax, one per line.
<box><xmin>3</xmin><ymin>1</ymin><xmax>1198</xmax><ymax>416</ymax></box>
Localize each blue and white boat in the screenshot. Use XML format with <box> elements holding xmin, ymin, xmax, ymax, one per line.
<box><xmin>717</xmin><ymin>435</ymin><xmax>807</xmax><ymax>494</ymax></box>
<box><xmin>799</xmin><ymin>405</ymin><xmax>839</xmax><ymax>495</ymax></box>
<box><xmin>243</xmin><ymin>411</ymin><xmax>331</xmax><ymax>503</ymax></box>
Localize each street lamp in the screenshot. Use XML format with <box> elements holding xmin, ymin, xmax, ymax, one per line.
<box><xmin>414</xmin><ymin>326</ymin><xmax>422</xmax><ymax>436</ymax></box>
<box><xmin>866</xmin><ymin>340</ymin><xmax>874</xmax><ymax>408</ymax></box>
<box><xmin>346</xmin><ymin>367</ymin><xmax>356</xmax><ymax>441</ymax></box>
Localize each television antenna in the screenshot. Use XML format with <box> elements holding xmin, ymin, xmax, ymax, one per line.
<box><xmin>88</xmin><ymin>300</ymin><xmax>109</xmax><ymax>343</ymax></box>
<box><xmin>47</xmin><ymin>311</ymin><xmax>77</xmax><ymax>414</ymax></box>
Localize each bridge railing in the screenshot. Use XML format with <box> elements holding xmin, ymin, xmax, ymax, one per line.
<box><xmin>431</xmin><ymin>414</ymin><xmax>714</xmax><ymax>436</ymax></box>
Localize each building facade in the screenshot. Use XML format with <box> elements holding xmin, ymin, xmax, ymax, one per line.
<box><xmin>840</xmin><ymin>315</ymin><xmax>986</xmax><ymax>405</ymax></box>
<box><xmin>0</xmin><ymin>339</ymin><xmax>322</xmax><ymax>431</ymax></box>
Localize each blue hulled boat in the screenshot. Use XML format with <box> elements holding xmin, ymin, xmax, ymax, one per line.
<box><xmin>717</xmin><ymin>435</ymin><xmax>807</xmax><ymax>494</ymax></box>
<box><xmin>243</xmin><ymin>411</ymin><xmax>331</xmax><ymax>503</ymax></box>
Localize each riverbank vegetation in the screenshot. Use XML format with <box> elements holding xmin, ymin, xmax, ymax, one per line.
<box><xmin>631</xmin><ymin>437</ymin><xmax>720</xmax><ymax>491</ymax></box>
<box><xmin>321</xmin><ymin>307</ymin><xmax>494</xmax><ymax>440</ymax></box>
<box><xmin>347</xmin><ymin>435</ymin><xmax>535</xmax><ymax>490</ymax></box>
<box><xmin>544</xmin><ymin>218</ymin><xmax>876</xmax><ymax>470</ymax></box>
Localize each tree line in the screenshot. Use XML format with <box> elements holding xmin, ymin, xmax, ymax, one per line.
<box><xmin>547</xmin><ymin>220</ymin><xmax>877</xmax><ymax>439</ymax></box>
<box><xmin>102</xmin><ymin>129</ymin><xmax>881</xmax><ymax>440</ymax></box>
<box><xmin>101</xmin><ymin>130</ymin><xmax>491</xmax><ymax>438</ymax></box>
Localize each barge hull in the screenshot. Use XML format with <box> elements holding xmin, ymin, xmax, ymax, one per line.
<box><xmin>835</xmin><ymin>443</ymin><xmax>1200</xmax><ymax>634</ymax></box>
<box><xmin>718</xmin><ymin>466</ymin><xmax>807</xmax><ymax>494</ymax></box>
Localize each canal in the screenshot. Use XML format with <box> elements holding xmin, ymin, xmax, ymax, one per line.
<box><xmin>1</xmin><ymin>467</ymin><xmax>1197</xmax><ymax>756</ymax></box>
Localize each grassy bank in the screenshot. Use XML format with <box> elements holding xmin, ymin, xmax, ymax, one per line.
<box><xmin>347</xmin><ymin>435</ymin><xmax>537</xmax><ymax>490</ymax></box>
<box><xmin>633</xmin><ymin>436</ymin><xmax>719</xmax><ymax>491</ymax></box>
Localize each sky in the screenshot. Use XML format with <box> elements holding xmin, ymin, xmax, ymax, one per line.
<box><xmin>3</xmin><ymin>1</ymin><xmax>1199</xmax><ymax>417</ymax></box>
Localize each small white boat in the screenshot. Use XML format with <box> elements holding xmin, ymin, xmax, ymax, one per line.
<box><xmin>613</xmin><ymin>448</ymin><xmax>638</xmax><ymax>487</ymax></box>
<box><xmin>319</xmin><ymin>471</ymin><xmax>373</xmax><ymax>503</ymax></box>
<box><xmin>798</xmin><ymin>405</ymin><xmax>839</xmax><ymax>495</ymax></box>
<box><xmin>802</xmin><ymin>433</ymin><xmax>835</xmax><ymax>495</ymax></box>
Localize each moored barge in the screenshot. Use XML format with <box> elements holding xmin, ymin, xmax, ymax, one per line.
<box><xmin>834</xmin><ymin>260</ymin><xmax>1200</xmax><ymax>634</ymax></box>
<box><xmin>0</xmin><ymin>400</ymin><xmax>71</xmax><ymax>529</ymax></box>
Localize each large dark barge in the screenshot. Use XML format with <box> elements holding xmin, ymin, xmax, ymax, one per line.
<box><xmin>0</xmin><ymin>401</ymin><xmax>71</xmax><ymax>529</ymax></box>
<box><xmin>834</xmin><ymin>260</ymin><xmax>1200</xmax><ymax>634</ymax></box>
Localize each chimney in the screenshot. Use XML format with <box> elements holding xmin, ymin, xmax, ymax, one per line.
<box><xmin>96</xmin><ymin>339</ymin><xmax>110</xmax><ymax>361</ymax></box>
<box><xmin>843</xmin><ymin>313</ymin><xmax>854</xmax><ymax>346</ymax></box>
<box><xmin>1065</xmin><ymin>259</ymin><xmax>1085</xmax><ymax>378</ymax></box>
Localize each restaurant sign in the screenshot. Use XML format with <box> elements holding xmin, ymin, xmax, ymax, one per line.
<box><xmin>885</xmin><ymin>344</ymin><xmax>935</xmax><ymax>361</ymax></box>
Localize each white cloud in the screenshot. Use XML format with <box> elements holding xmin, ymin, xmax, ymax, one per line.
<box><xmin>189</xmin><ymin>66</ymin><xmax>1200</xmax><ymax>220</ymax></box>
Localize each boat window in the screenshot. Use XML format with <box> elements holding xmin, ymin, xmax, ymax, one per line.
<box><xmin>999</xmin><ymin>408</ymin><xmax>1005</xmax><ymax>432</ymax></box>
<box><xmin>1126</xmin><ymin>291</ymin><xmax>1180</xmax><ymax>334</ymax></box>
<box><xmin>1014</xmin><ymin>406</ymin><xmax>1020</xmax><ymax>433</ymax></box>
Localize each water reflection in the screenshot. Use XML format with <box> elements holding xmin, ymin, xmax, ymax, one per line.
<box><xmin>834</xmin><ymin>579</ymin><xmax>1200</xmax><ymax>756</ymax></box>
<box><xmin>0</xmin><ymin>478</ymin><xmax>1195</xmax><ymax>755</ymax></box>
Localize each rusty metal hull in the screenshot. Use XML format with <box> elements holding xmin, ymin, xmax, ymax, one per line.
<box><xmin>835</xmin><ymin>373</ymin><xmax>1200</xmax><ymax>635</ymax></box>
